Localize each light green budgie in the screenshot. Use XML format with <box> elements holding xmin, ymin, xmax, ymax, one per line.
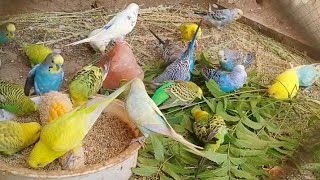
<box><xmin>0</xmin><ymin>79</ymin><xmax>38</xmax><ymax>116</ymax></box>
<box><xmin>28</xmin><ymin>79</ymin><xmax>132</xmax><ymax>168</ymax></box>
<box><xmin>0</xmin><ymin>121</ymin><xmax>41</xmax><ymax>156</ymax></box>
<box><xmin>69</xmin><ymin>64</ymin><xmax>109</xmax><ymax>107</ymax></box>
<box><xmin>126</xmin><ymin>79</ymin><xmax>217</xmax><ymax>159</ymax></box>
<box><xmin>22</xmin><ymin>44</ymin><xmax>53</xmax><ymax>67</ymax></box>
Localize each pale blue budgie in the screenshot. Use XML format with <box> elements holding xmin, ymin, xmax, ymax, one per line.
<box><xmin>293</xmin><ymin>63</ymin><xmax>320</xmax><ymax>89</ymax></box>
<box><xmin>151</xmin><ymin>20</ymin><xmax>202</xmax><ymax>86</ymax></box>
<box><xmin>126</xmin><ymin>78</ymin><xmax>203</xmax><ymax>150</ymax></box>
<box><xmin>24</xmin><ymin>52</ymin><xmax>64</xmax><ymax>95</ymax></box>
<box><xmin>201</xmin><ymin>54</ymin><xmax>247</xmax><ymax>93</ymax></box>
<box><xmin>218</xmin><ymin>48</ymin><xmax>256</xmax><ymax>72</ymax></box>
<box><xmin>202</xmin><ymin>6</ymin><xmax>243</xmax><ymax>31</ymax></box>
<box><xmin>67</xmin><ymin>3</ymin><xmax>139</xmax><ymax>47</ymax></box>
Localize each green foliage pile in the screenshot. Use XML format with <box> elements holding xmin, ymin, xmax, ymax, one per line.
<box><xmin>132</xmin><ymin>64</ymin><xmax>320</xmax><ymax>180</ymax></box>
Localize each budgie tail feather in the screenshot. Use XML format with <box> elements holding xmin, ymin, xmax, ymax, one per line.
<box><xmin>243</xmin><ymin>52</ymin><xmax>256</xmax><ymax>69</ymax></box>
<box><xmin>149</xmin><ymin>30</ymin><xmax>165</xmax><ymax>45</ymax></box>
<box><xmin>65</xmin><ymin>29</ymin><xmax>105</xmax><ymax>46</ymax></box>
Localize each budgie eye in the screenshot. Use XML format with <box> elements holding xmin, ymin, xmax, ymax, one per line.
<box><xmin>51</xmin><ymin>60</ymin><xmax>54</xmax><ymax>63</ymax></box>
<box><xmin>49</xmin><ymin>65</ymin><xmax>53</xmax><ymax>69</ymax></box>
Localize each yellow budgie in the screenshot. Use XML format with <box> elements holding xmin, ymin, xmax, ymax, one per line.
<box><xmin>22</xmin><ymin>44</ymin><xmax>53</xmax><ymax>67</ymax></box>
<box><xmin>28</xmin><ymin>79</ymin><xmax>132</xmax><ymax>168</ymax></box>
<box><xmin>0</xmin><ymin>121</ymin><xmax>41</xmax><ymax>156</ymax></box>
<box><xmin>268</xmin><ymin>69</ymin><xmax>299</xmax><ymax>99</ymax></box>
<box><xmin>178</xmin><ymin>23</ymin><xmax>202</xmax><ymax>43</ymax></box>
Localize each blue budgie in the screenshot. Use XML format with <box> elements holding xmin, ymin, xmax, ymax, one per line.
<box><xmin>152</xmin><ymin>20</ymin><xmax>202</xmax><ymax>86</ymax></box>
<box><xmin>219</xmin><ymin>48</ymin><xmax>256</xmax><ymax>71</ymax></box>
<box><xmin>67</xmin><ymin>3</ymin><xmax>139</xmax><ymax>48</ymax></box>
<box><xmin>0</xmin><ymin>23</ymin><xmax>15</xmax><ymax>44</ymax></box>
<box><xmin>202</xmin><ymin>5</ymin><xmax>243</xmax><ymax>31</ymax></box>
<box><xmin>24</xmin><ymin>52</ymin><xmax>64</xmax><ymax>95</ymax></box>
<box><xmin>201</xmin><ymin>53</ymin><xmax>247</xmax><ymax>93</ymax></box>
<box><xmin>293</xmin><ymin>63</ymin><xmax>320</xmax><ymax>89</ymax></box>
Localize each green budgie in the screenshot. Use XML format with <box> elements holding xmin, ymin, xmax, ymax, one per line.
<box><xmin>69</xmin><ymin>64</ymin><xmax>109</xmax><ymax>107</ymax></box>
<box><xmin>22</xmin><ymin>44</ymin><xmax>53</xmax><ymax>67</ymax></box>
<box><xmin>0</xmin><ymin>23</ymin><xmax>15</xmax><ymax>44</ymax></box>
<box><xmin>0</xmin><ymin>121</ymin><xmax>41</xmax><ymax>156</ymax></box>
<box><xmin>191</xmin><ymin>105</ymin><xmax>227</xmax><ymax>151</ymax></box>
<box><xmin>125</xmin><ymin>78</ymin><xmax>204</xmax><ymax>151</ymax></box>
<box><xmin>0</xmin><ymin>79</ymin><xmax>38</xmax><ymax>116</ymax></box>
<box><xmin>151</xmin><ymin>81</ymin><xmax>203</xmax><ymax>109</ymax></box>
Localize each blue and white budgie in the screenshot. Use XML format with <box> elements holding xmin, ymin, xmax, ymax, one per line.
<box><xmin>24</xmin><ymin>52</ymin><xmax>64</xmax><ymax>96</ymax></box>
<box><xmin>219</xmin><ymin>48</ymin><xmax>256</xmax><ymax>71</ymax></box>
<box><xmin>202</xmin><ymin>65</ymin><xmax>247</xmax><ymax>93</ymax></box>
<box><xmin>126</xmin><ymin>78</ymin><xmax>202</xmax><ymax>150</ymax></box>
<box><xmin>293</xmin><ymin>63</ymin><xmax>320</xmax><ymax>89</ymax></box>
<box><xmin>152</xmin><ymin>20</ymin><xmax>202</xmax><ymax>86</ymax></box>
<box><xmin>66</xmin><ymin>3</ymin><xmax>139</xmax><ymax>48</ymax></box>
<box><xmin>203</xmin><ymin>5</ymin><xmax>243</xmax><ymax>31</ymax></box>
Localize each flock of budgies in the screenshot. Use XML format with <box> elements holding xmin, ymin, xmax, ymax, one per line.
<box><xmin>0</xmin><ymin>2</ymin><xmax>320</xmax><ymax>171</ymax></box>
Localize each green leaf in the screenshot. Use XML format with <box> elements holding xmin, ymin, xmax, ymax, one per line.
<box><xmin>206</xmin><ymin>79</ymin><xmax>226</xmax><ymax>97</ymax></box>
<box><xmin>172</xmin><ymin>124</ymin><xmax>187</xmax><ymax>133</ymax></box>
<box><xmin>242</xmin><ymin>117</ymin><xmax>263</xmax><ymax>130</ymax></box>
<box><xmin>160</xmin><ymin>175</ymin><xmax>173</xmax><ymax>180</ymax></box>
<box><xmin>240</xmin><ymin>163</ymin><xmax>266</xmax><ymax>176</ymax></box>
<box><xmin>203</xmin><ymin>96</ymin><xmax>216</xmax><ymax>113</ymax></box>
<box><xmin>236</xmin><ymin>123</ymin><xmax>258</xmax><ymax>137</ymax></box>
<box><xmin>201</xmin><ymin>151</ymin><xmax>228</xmax><ymax>164</ymax></box>
<box><xmin>245</xmin><ymin>155</ymin><xmax>277</xmax><ymax>166</ymax></box>
<box><xmin>132</xmin><ymin>166</ymin><xmax>158</xmax><ymax>176</ymax></box>
<box><xmin>150</xmin><ymin>134</ymin><xmax>165</xmax><ymax>161</ymax></box>
<box><xmin>230</xmin><ymin>146</ymin><xmax>266</xmax><ymax>157</ymax></box>
<box><xmin>175</xmin><ymin>148</ymin><xmax>199</xmax><ymax>165</ymax></box>
<box><xmin>233</xmin><ymin>139</ymin><xmax>267</xmax><ymax>150</ymax></box>
<box><xmin>198</xmin><ymin>166</ymin><xmax>229</xmax><ymax>178</ymax></box>
<box><xmin>230</xmin><ymin>157</ymin><xmax>246</xmax><ymax>166</ymax></box>
<box><xmin>181</xmin><ymin>115</ymin><xmax>193</xmax><ymax>132</ymax></box>
<box><xmin>138</xmin><ymin>157</ymin><xmax>160</xmax><ymax>167</ymax></box>
<box><xmin>162</xmin><ymin>162</ymin><xmax>182</xmax><ymax>180</ymax></box>
<box><xmin>163</xmin><ymin>162</ymin><xmax>193</xmax><ymax>174</ymax></box>
<box><xmin>230</xmin><ymin>166</ymin><xmax>258</xmax><ymax>180</ymax></box>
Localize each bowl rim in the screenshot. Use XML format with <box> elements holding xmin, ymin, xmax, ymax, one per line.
<box><xmin>0</xmin><ymin>96</ymin><xmax>141</xmax><ymax>178</ymax></box>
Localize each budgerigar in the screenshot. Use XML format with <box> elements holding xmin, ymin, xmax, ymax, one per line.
<box><xmin>178</xmin><ymin>23</ymin><xmax>202</xmax><ymax>43</ymax></box>
<box><xmin>125</xmin><ymin>78</ymin><xmax>202</xmax><ymax>150</ymax></box>
<box><xmin>0</xmin><ymin>121</ymin><xmax>41</xmax><ymax>156</ymax></box>
<box><xmin>191</xmin><ymin>106</ymin><xmax>227</xmax><ymax>151</ymax></box>
<box><xmin>22</xmin><ymin>44</ymin><xmax>53</xmax><ymax>67</ymax></box>
<box><xmin>293</xmin><ymin>63</ymin><xmax>320</xmax><ymax>89</ymax></box>
<box><xmin>66</xmin><ymin>3</ymin><xmax>139</xmax><ymax>47</ymax></box>
<box><xmin>151</xmin><ymin>81</ymin><xmax>203</xmax><ymax>109</ymax></box>
<box><xmin>152</xmin><ymin>20</ymin><xmax>202</xmax><ymax>86</ymax></box>
<box><xmin>0</xmin><ymin>79</ymin><xmax>38</xmax><ymax>116</ymax></box>
<box><xmin>27</xmin><ymin>80</ymin><xmax>132</xmax><ymax>168</ymax></box>
<box><xmin>149</xmin><ymin>30</ymin><xmax>185</xmax><ymax>65</ymax></box>
<box><xmin>268</xmin><ymin>69</ymin><xmax>299</xmax><ymax>99</ymax></box>
<box><xmin>88</xmin><ymin>28</ymin><xmax>106</xmax><ymax>53</ymax></box>
<box><xmin>219</xmin><ymin>48</ymin><xmax>256</xmax><ymax>71</ymax></box>
<box><xmin>69</xmin><ymin>64</ymin><xmax>109</xmax><ymax>107</ymax></box>
<box><xmin>0</xmin><ymin>23</ymin><xmax>15</xmax><ymax>44</ymax></box>
<box><xmin>201</xmin><ymin>53</ymin><xmax>247</xmax><ymax>93</ymax></box>
<box><xmin>24</xmin><ymin>52</ymin><xmax>64</xmax><ymax>96</ymax></box>
<box><xmin>203</xmin><ymin>6</ymin><xmax>243</xmax><ymax>31</ymax></box>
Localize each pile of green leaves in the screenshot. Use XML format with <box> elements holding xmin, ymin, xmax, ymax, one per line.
<box><xmin>132</xmin><ymin>64</ymin><xmax>319</xmax><ymax>180</ymax></box>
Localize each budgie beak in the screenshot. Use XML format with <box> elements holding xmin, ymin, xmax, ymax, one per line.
<box><xmin>56</xmin><ymin>64</ymin><xmax>63</xmax><ymax>70</ymax></box>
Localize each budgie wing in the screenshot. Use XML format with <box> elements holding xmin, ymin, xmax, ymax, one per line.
<box><xmin>24</xmin><ymin>65</ymin><xmax>38</xmax><ymax>96</ymax></box>
<box><xmin>210</xmin><ymin>9</ymin><xmax>230</xmax><ymax>21</ymax></box>
<box><xmin>0</xmin><ymin>122</ymin><xmax>24</xmax><ymax>151</ymax></box>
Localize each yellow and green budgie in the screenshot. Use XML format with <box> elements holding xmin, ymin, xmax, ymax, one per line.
<box><xmin>0</xmin><ymin>121</ymin><xmax>41</xmax><ymax>155</ymax></box>
<box><xmin>178</xmin><ymin>23</ymin><xmax>202</xmax><ymax>43</ymax></box>
<box><xmin>22</xmin><ymin>44</ymin><xmax>52</xmax><ymax>67</ymax></box>
<box><xmin>268</xmin><ymin>68</ymin><xmax>299</xmax><ymax>99</ymax></box>
<box><xmin>0</xmin><ymin>79</ymin><xmax>38</xmax><ymax>116</ymax></box>
<box><xmin>27</xmin><ymin>79</ymin><xmax>132</xmax><ymax>168</ymax></box>
<box><xmin>69</xmin><ymin>64</ymin><xmax>109</xmax><ymax>107</ymax></box>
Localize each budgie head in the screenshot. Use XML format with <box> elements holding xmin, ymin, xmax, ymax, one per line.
<box><xmin>231</xmin><ymin>8</ymin><xmax>243</xmax><ymax>20</ymax></box>
<box><xmin>191</xmin><ymin>105</ymin><xmax>211</xmax><ymax>122</ymax></box>
<box><xmin>125</xmin><ymin>3</ymin><xmax>140</xmax><ymax>26</ymax></box>
<box><xmin>28</xmin><ymin>140</ymin><xmax>62</xmax><ymax>168</ymax></box>
<box><xmin>186</xmin><ymin>82</ymin><xmax>203</xmax><ymax>99</ymax></box>
<box><xmin>4</xmin><ymin>23</ymin><xmax>16</xmax><ymax>40</ymax></box>
<box><xmin>20</xmin><ymin>97</ymin><xmax>38</xmax><ymax>115</ymax></box>
<box><xmin>43</xmin><ymin>52</ymin><xmax>64</xmax><ymax>73</ymax></box>
<box><xmin>20</xmin><ymin>122</ymin><xmax>41</xmax><ymax>146</ymax></box>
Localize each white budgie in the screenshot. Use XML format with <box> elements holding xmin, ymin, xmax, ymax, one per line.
<box><xmin>66</xmin><ymin>3</ymin><xmax>139</xmax><ymax>47</ymax></box>
<box><xmin>88</xmin><ymin>28</ymin><xmax>106</xmax><ymax>53</ymax></box>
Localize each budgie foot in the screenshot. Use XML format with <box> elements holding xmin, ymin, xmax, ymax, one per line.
<box><xmin>130</xmin><ymin>136</ymin><xmax>146</xmax><ymax>148</ymax></box>
<box><xmin>60</xmin><ymin>147</ymin><xmax>85</xmax><ymax>170</ymax></box>
<box><xmin>217</xmin><ymin>26</ymin><xmax>224</xmax><ymax>31</ymax></box>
